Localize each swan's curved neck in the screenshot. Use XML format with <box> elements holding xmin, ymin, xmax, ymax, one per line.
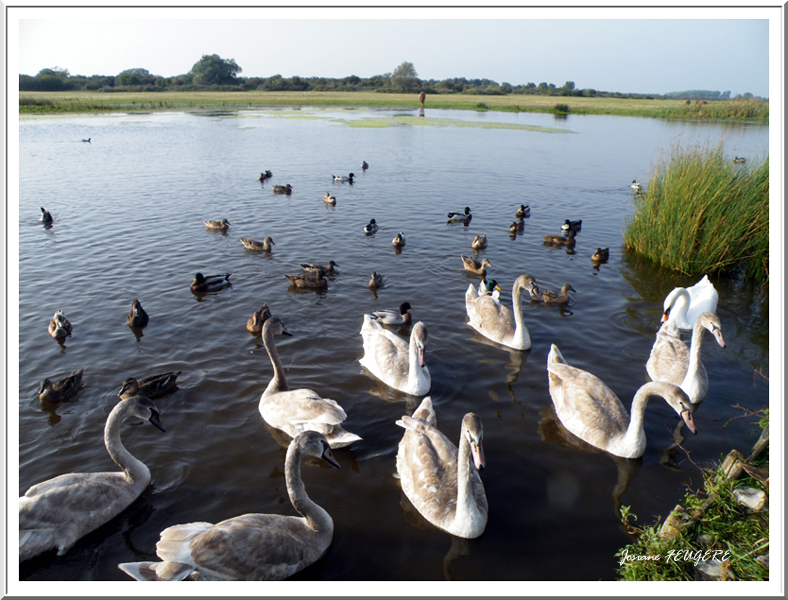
<box><xmin>455</xmin><ymin>429</ymin><xmax>482</xmax><ymax>526</ymax></box>
<box><xmin>681</xmin><ymin>319</ymin><xmax>707</xmax><ymax>397</ymax></box>
<box><xmin>668</xmin><ymin>289</ymin><xmax>691</xmax><ymax>322</ymax></box>
<box><xmin>407</xmin><ymin>331</ymin><xmax>428</xmax><ymax>390</ymax></box>
<box><xmin>622</xmin><ymin>386</ymin><xmax>654</xmax><ymax>458</ymax></box>
<box><xmin>105</xmin><ymin>405</ymin><xmax>149</xmax><ymax>485</ymax></box>
<box><xmin>511</xmin><ymin>281</ymin><xmax>530</xmax><ymax>346</ymax></box>
<box><xmin>285</xmin><ymin>444</ymin><xmax>333</xmax><ymax>536</ymax></box>
<box><xmin>263</xmin><ymin>327</ymin><xmax>289</xmax><ymax>394</ymax></box>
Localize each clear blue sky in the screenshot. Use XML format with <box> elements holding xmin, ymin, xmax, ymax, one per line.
<box><xmin>14</xmin><ymin>8</ymin><xmax>772</xmax><ymax>97</ymax></box>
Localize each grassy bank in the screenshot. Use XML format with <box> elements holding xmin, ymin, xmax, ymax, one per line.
<box><xmin>18</xmin><ymin>91</ymin><xmax>768</xmax><ymax>121</ymax></box>
<box><xmin>624</xmin><ymin>144</ymin><xmax>769</xmax><ymax>282</ymax></box>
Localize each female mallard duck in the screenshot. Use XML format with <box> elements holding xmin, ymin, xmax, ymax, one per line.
<box><xmin>396</xmin><ymin>397</ymin><xmax>487</xmax><ymax>539</ymax></box>
<box><xmin>48</xmin><ymin>310</ymin><xmax>72</xmax><ymax>340</ymax></box>
<box><xmin>531</xmin><ymin>283</ymin><xmax>576</xmax><ymax>304</ymax></box>
<box><xmin>322</xmin><ymin>192</ymin><xmax>336</xmax><ymax>206</ymax></box>
<box><xmin>631</xmin><ymin>180</ymin><xmax>642</xmax><ymax>191</ymax></box>
<box><xmin>361</xmin><ymin>160</ymin><xmax>369</xmax><ymax>170</ymax></box>
<box><xmin>515</xmin><ymin>204</ymin><xmax>530</xmax><ymax>218</ymax></box>
<box><xmin>364</xmin><ymin>219</ymin><xmax>378</xmax><ymax>235</ymax></box>
<box><xmin>118</xmin><ymin>371</ymin><xmax>181</xmax><ymax>400</ymax></box>
<box><xmin>543</xmin><ymin>230</ymin><xmax>576</xmax><ymax>248</ymax></box>
<box><xmin>259</xmin><ymin>317</ymin><xmax>362</xmax><ymax>448</ymax></box>
<box><xmin>392</xmin><ymin>232</ymin><xmax>406</xmax><ymax>249</ymax></box>
<box><xmin>646</xmin><ymin>312</ymin><xmax>726</xmax><ymax>404</ymax></box>
<box><xmin>301</xmin><ymin>261</ymin><xmax>339</xmax><ymax>275</ymax></box>
<box><xmin>368</xmin><ymin>272</ymin><xmax>385</xmax><ymax>290</ymax></box>
<box><xmin>241</xmin><ymin>237</ymin><xmax>275</xmax><ymax>251</ymax></box>
<box><xmin>118</xmin><ymin>430</ymin><xmax>338</xmax><ymax>581</ymax></box>
<box><xmin>733</xmin><ymin>156</ymin><xmax>746</xmax><ymax>164</ymax></box>
<box><xmin>332</xmin><ymin>173</ymin><xmax>354</xmax><ymax>183</ymax></box>
<box><xmin>126</xmin><ymin>299</ymin><xmax>149</xmax><ymax>328</ymax></box>
<box><xmin>447</xmin><ymin>207</ymin><xmax>472</xmax><ymax>223</ymax></box>
<box><xmin>465</xmin><ymin>275</ymin><xmax>531</xmax><ymax>350</ymax></box>
<box><xmin>509</xmin><ymin>221</ymin><xmax>524</xmax><ymax>234</ymax></box>
<box><xmin>471</xmin><ymin>234</ymin><xmax>488</xmax><ymax>250</ymax></box>
<box><xmin>546</xmin><ymin>344</ymin><xmax>695</xmax><ymax>459</ymax></box>
<box><xmin>561</xmin><ymin>219</ymin><xmax>582</xmax><ymax>233</ymax></box>
<box><xmin>272</xmin><ymin>184</ymin><xmax>293</xmax><ymax>194</ymax></box>
<box><xmin>591</xmin><ymin>247</ymin><xmax>610</xmax><ymax>263</ymax></box>
<box><xmin>461</xmin><ymin>255</ymin><xmax>492</xmax><ymax>277</ymax></box>
<box><xmin>204</xmin><ymin>218</ymin><xmax>230</xmax><ymax>231</ymax></box>
<box><xmin>39</xmin><ymin>207</ymin><xmax>53</xmax><ymax>223</ymax></box>
<box><xmin>661</xmin><ymin>275</ymin><xmax>718</xmax><ymax>330</ymax></box>
<box><xmin>285</xmin><ymin>272</ymin><xmax>328</xmax><ymax>290</ymax></box>
<box><xmin>38</xmin><ymin>369</ymin><xmax>84</xmax><ymax>403</ymax></box>
<box><xmin>190</xmin><ymin>272</ymin><xmax>231</xmax><ymax>293</ymax></box>
<box><xmin>247</xmin><ymin>303</ymin><xmax>272</xmax><ymax>334</ymax></box>
<box><xmin>371</xmin><ymin>302</ymin><xmax>413</xmax><ymax>325</ymax></box>
<box><xmin>258</xmin><ymin>170</ymin><xmax>273</xmax><ymax>181</ymax></box>
<box><xmin>359</xmin><ymin>315</ymin><xmax>431</xmax><ymax>395</ymax></box>
<box><xmin>19</xmin><ymin>396</ymin><xmax>165</xmax><ymax>562</ymax></box>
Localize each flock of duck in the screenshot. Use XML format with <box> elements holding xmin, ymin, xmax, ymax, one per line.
<box><xmin>23</xmin><ymin>170</ymin><xmax>725</xmax><ymax>581</ymax></box>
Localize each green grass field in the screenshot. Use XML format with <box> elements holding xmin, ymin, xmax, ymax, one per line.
<box><xmin>18</xmin><ymin>90</ymin><xmax>769</xmax><ymax>121</ymax></box>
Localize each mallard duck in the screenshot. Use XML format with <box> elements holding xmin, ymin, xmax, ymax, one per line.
<box><xmin>48</xmin><ymin>310</ymin><xmax>72</xmax><ymax>340</ymax></box>
<box><xmin>631</xmin><ymin>180</ymin><xmax>642</xmax><ymax>191</ymax></box>
<box><xmin>126</xmin><ymin>299</ymin><xmax>149</xmax><ymax>328</ymax></box>
<box><xmin>246</xmin><ymin>303</ymin><xmax>272</xmax><ymax>334</ymax></box>
<box><xmin>465</xmin><ymin>275</ymin><xmax>531</xmax><ymax>350</ymax></box>
<box><xmin>661</xmin><ymin>275</ymin><xmax>719</xmax><ymax>330</ymax></box>
<box><xmin>259</xmin><ymin>317</ymin><xmax>362</xmax><ymax>448</ymax></box>
<box><xmin>447</xmin><ymin>207</ymin><xmax>472</xmax><ymax>222</ymax></box>
<box><xmin>477</xmin><ymin>277</ymin><xmax>502</xmax><ymax>301</ymax></box>
<box><xmin>204</xmin><ymin>218</ymin><xmax>230</xmax><ymax>231</ymax></box>
<box><xmin>82</xmin><ymin>138</ymin><xmax>91</xmax><ymax>143</ymax></box>
<box><xmin>190</xmin><ymin>272</ymin><xmax>231</xmax><ymax>293</ymax></box>
<box><xmin>509</xmin><ymin>221</ymin><xmax>524</xmax><ymax>233</ymax></box>
<box><xmin>371</xmin><ymin>302</ymin><xmax>413</xmax><ymax>325</ymax></box>
<box><xmin>561</xmin><ymin>219</ymin><xmax>582</xmax><ymax>233</ymax></box>
<box><xmin>285</xmin><ymin>272</ymin><xmax>327</xmax><ymax>290</ymax></box>
<box><xmin>118</xmin><ymin>371</ymin><xmax>181</xmax><ymax>400</ymax></box>
<box><xmin>241</xmin><ymin>237</ymin><xmax>275</xmax><ymax>251</ymax></box>
<box><xmin>461</xmin><ymin>255</ymin><xmax>492</xmax><ymax>276</ymax></box>
<box><xmin>364</xmin><ymin>219</ymin><xmax>378</xmax><ymax>234</ymax></box>
<box><xmin>118</xmin><ymin>430</ymin><xmax>338</xmax><ymax>581</ymax></box>
<box><xmin>392</xmin><ymin>232</ymin><xmax>406</xmax><ymax>248</ymax></box>
<box><xmin>591</xmin><ymin>247</ymin><xmax>610</xmax><ymax>263</ymax></box>
<box><xmin>368</xmin><ymin>272</ymin><xmax>385</xmax><ymax>290</ymax></box>
<box><xmin>258</xmin><ymin>170</ymin><xmax>273</xmax><ymax>181</ymax></box>
<box><xmin>272</xmin><ymin>184</ymin><xmax>293</xmax><ymax>194</ymax></box>
<box><xmin>39</xmin><ymin>207</ymin><xmax>53</xmax><ymax>223</ymax></box>
<box><xmin>301</xmin><ymin>261</ymin><xmax>338</xmax><ymax>275</ymax></box>
<box><xmin>546</xmin><ymin>344</ymin><xmax>695</xmax><ymax>459</ymax></box>
<box><xmin>332</xmin><ymin>173</ymin><xmax>354</xmax><ymax>183</ymax></box>
<box><xmin>38</xmin><ymin>369</ymin><xmax>84</xmax><ymax>403</ymax></box>
<box><xmin>515</xmin><ymin>204</ymin><xmax>530</xmax><ymax>218</ymax></box>
<box><xmin>396</xmin><ymin>397</ymin><xmax>487</xmax><ymax>539</ymax></box>
<box><xmin>19</xmin><ymin>397</ymin><xmax>164</xmax><ymax>562</ymax></box>
<box><xmin>543</xmin><ymin>230</ymin><xmax>576</xmax><ymax>247</ymax></box>
<box><xmin>733</xmin><ymin>156</ymin><xmax>746</xmax><ymax>164</ymax></box>
<box><xmin>359</xmin><ymin>315</ymin><xmax>431</xmax><ymax>395</ymax></box>
<box><xmin>322</xmin><ymin>192</ymin><xmax>336</xmax><ymax>206</ymax></box>
<box><xmin>646</xmin><ymin>312</ymin><xmax>726</xmax><ymax>404</ymax></box>
<box><xmin>531</xmin><ymin>283</ymin><xmax>576</xmax><ymax>304</ymax></box>
<box><xmin>471</xmin><ymin>234</ymin><xmax>488</xmax><ymax>250</ymax></box>
<box><xmin>361</xmin><ymin>160</ymin><xmax>369</xmax><ymax>170</ymax></box>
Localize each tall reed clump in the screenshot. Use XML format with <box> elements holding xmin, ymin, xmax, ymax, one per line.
<box><xmin>624</xmin><ymin>144</ymin><xmax>769</xmax><ymax>282</ymax></box>
<box><xmin>657</xmin><ymin>99</ymin><xmax>769</xmax><ymax>121</ymax></box>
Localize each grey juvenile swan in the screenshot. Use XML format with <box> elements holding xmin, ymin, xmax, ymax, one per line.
<box><xmin>118</xmin><ymin>430</ymin><xmax>339</xmax><ymax>581</ymax></box>
<box><xmin>19</xmin><ymin>396</ymin><xmax>165</xmax><ymax>562</ymax></box>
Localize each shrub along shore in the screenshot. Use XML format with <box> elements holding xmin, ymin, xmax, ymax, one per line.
<box><xmin>19</xmin><ymin>90</ymin><xmax>769</xmax><ymax>121</ymax></box>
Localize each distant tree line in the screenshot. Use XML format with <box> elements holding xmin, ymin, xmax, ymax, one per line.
<box><xmin>19</xmin><ymin>57</ymin><xmax>766</xmax><ymax>102</ymax></box>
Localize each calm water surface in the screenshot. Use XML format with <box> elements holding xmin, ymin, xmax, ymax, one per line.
<box><xmin>16</xmin><ymin>107</ymin><xmax>769</xmax><ymax>583</ymax></box>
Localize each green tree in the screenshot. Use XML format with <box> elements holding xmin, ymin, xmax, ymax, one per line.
<box><xmin>190</xmin><ymin>54</ymin><xmax>242</xmax><ymax>86</ymax></box>
<box><xmin>392</xmin><ymin>61</ymin><xmax>419</xmax><ymax>92</ymax></box>
<box><xmin>563</xmin><ymin>81</ymin><xmax>575</xmax><ymax>91</ymax></box>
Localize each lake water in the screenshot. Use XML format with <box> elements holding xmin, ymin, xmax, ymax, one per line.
<box><xmin>15</xmin><ymin>106</ymin><xmax>769</xmax><ymax>586</ymax></box>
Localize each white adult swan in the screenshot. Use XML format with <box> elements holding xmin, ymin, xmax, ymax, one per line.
<box><xmin>359</xmin><ymin>314</ymin><xmax>430</xmax><ymax>395</ymax></box>
<box><xmin>396</xmin><ymin>397</ymin><xmax>487</xmax><ymax>539</ymax></box>
<box><xmin>19</xmin><ymin>396</ymin><xmax>165</xmax><ymax>562</ymax></box>
<box><xmin>118</xmin><ymin>430</ymin><xmax>339</xmax><ymax>581</ymax></box>
<box><xmin>465</xmin><ymin>275</ymin><xmax>532</xmax><ymax>350</ymax></box>
<box><xmin>546</xmin><ymin>344</ymin><xmax>695</xmax><ymax>459</ymax></box>
<box><xmin>259</xmin><ymin>317</ymin><xmax>361</xmax><ymax>449</ymax></box>
<box><xmin>646</xmin><ymin>311</ymin><xmax>726</xmax><ymax>404</ymax></box>
<box><xmin>662</xmin><ymin>275</ymin><xmax>718</xmax><ymax>330</ymax></box>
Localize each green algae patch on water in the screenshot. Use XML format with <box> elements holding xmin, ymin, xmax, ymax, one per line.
<box><xmin>332</xmin><ymin>115</ymin><xmax>574</xmax><ymax>133</ymax></box>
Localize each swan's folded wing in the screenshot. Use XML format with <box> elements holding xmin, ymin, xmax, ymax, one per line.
<box><xmin>400</xmin><ymin>429</ymin><xmax>455</xmax><ymax>514</ymax></box>
<box><xmin>647</xmin><ymin>331</ymin><xmax>689</xmax><ymax>386</ymax></box>
<box><xmin>472</xmin><ymin>295</ymin><xmax>514</xmax><ymax>336</ymax></box>
<box><xmin>265</xmin><ymin>390</ymin><xmax>347</xmax><ymax>426</ymax></box>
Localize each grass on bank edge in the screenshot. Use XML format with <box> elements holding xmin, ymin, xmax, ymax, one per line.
<box><xmin>624</xmin><ymin>144</ymin><xmax>769</xmax><ymax>283</ymax></box>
